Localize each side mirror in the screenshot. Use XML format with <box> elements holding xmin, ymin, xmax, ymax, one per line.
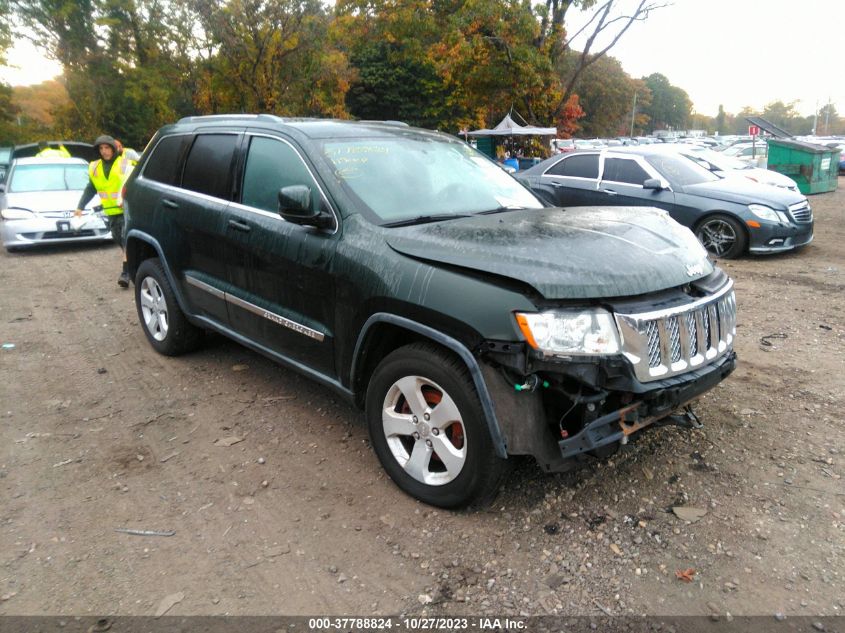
<box><xmin>643</xmin><ymin>178</ymin><xmax>664</xmax><ymax>191</ymax></box>
<box><xmin>0</xmin><ymin>183</ymin><xmax>5</xmax><ymax>193</ymax></box>
<box><xmin>277</xmin><ymin>185</ymin><xmax>332</xmax><ymax>229</ymax></box>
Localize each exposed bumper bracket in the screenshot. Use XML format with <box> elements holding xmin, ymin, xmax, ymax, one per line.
<box><xmin>655</xmin><ymin>404</ymin><xmax>703</xmax><ymax>430</ymax></box>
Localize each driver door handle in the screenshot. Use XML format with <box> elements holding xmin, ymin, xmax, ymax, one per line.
<box><xmin>228</xmin><ymin>219</ymin><xmax>251</xmax><ymax>233</ymax></box>
<box><xmin>162</xmin><ymin>199</ymin><xmax>179</xmax><ymax>209</ymax></box>
<box><xmin>600</xmin><ymin>189</ymin><xmax>618</xmax><ymax>196</ymax></box>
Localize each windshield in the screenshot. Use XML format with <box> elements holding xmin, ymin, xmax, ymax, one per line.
<box><xmin>319</xmin><ymin>136</ymin><xmax>542</xmax><ymax>223</ymax></box>
<box><xmin>683</xmin><ymin>148</ymin><xmax>750</xmax><ymax>171</ymax></box>
<box><xmin>9</xmin><ymin>163</ymin><xmax>89</xmax><ymax>192</ymax></box>
<box><xmin>645</xmin><ymin>154</ymin><xmax>720</xmax><ymax>187</ymax></box>
<box><xmin>722</xmin><ymin>144</ymin><xmax>760</xmax><ymax>157</ymax></box>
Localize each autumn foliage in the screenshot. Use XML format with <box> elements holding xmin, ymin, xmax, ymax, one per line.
<box><xmin>4</xmin><ymin>0</ymin><xmax>664</xmax><ymax>145</ymax></box>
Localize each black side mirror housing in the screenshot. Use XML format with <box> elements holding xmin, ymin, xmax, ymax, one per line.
<box><xmin>278</xmin><ymin>185</ymin><xmax>333</xmax><ymax>229</ymax></box>
<box><xmin>643</xmin><ymin>178</ymin><xmax>663</xmax><ymax>191</ymax></box>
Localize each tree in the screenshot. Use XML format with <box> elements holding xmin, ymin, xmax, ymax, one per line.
<box><xmin>640</xmin><ymin>72</ymin><xmax>690</xmax><ymax>131</ymax></box>
<box><xmin>344</xmin><ymin>41</ymin><xmax>451</xmax><ymax>128</ymax></box>
<box><xmin>0</xmin><ymin>0</ymin><xmax>12</xmax><ymax>66</ymax></box>
<box><xmin>760</xmin><ymin>100</ymin><xmax>805</xmax><ymax>135</ymax></box>
<box><xmin>0</xmin><ymin>82</ymin><xmax>18</xmax><ymax>144</ymax></box>
<box><xmin>538</xmin><ymin>0</ymin><xmax>668</xmax><ymax>122</ymax></box>
<box><xmin>191</xmin><ymin>0</ymin><xmax>350</xmax><ymax>116</ymax></box>
<box><xmin>335</xmin><ymin>0</ymin><xmax>559</xmax><ymax>132</ymax></box>
<box><xmin>10</xmin><ymin>0</ymin><xmax>352</xmax><ymax>144</ymax></box>
<box><xmin>714</xmin><ymin>104</ymin><xmax>726</xmax><ymax>135</ymax></box>
<box><xmin>816</xmin><ymin>103</ymin><xmax>840</xmax><ymax>136</ymax></box>
<box><xmin>567</xmin><ymin>53</ymin><xmax>645</xmax><ymax>137</ymax></box>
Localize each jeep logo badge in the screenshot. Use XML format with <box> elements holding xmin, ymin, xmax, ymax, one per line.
<box><xmin>686</xmin><ymin>263</ymin><xmax>704</xmax><ymax>277</ymax></box>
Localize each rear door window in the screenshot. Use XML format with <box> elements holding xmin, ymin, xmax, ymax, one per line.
<box><xmin>142</xmin><ymin>135</ymin><xmax>190</xmax><ymax>186</ymax></box>
<box><xmin>545</xmin><ymin>154</ymin><xmax>599</xmax><ymax>179</ymax></box>
<box><xmin>181</xmin><ymin>134</ymin><xmax>238</xmax><ymax>200</ymax></box>
<box><xmin>602</xmin><ymin>158</ymin><xmax>650</xmax><ymax>185</ymax></box>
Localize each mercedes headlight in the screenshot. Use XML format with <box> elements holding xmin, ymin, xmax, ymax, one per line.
<box><xmin>1</xmin><ymin>207</ymin><xmax>36</xmax><ymax>220</ymax></box>
<box><xmin>515</xmin><ymin>309</ymin><xmax>620</xmax><ymax>356</ymax></box>
<box><xmin>748</xmin><ymin>204</ymin><xmax>788</xmax><ymax>223</ymax></box>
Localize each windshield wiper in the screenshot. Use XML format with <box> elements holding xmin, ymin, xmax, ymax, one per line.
<box><xmin>382</xmin><ymin>214</ymin><xmax>471</xmax><ymax>228</ymax></box>
<box><xmin>476</xmin><ymin>205</ymin><xmax>526</xmax><ymax>215</ymax></box>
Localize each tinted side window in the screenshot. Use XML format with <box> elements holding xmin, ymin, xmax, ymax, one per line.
<box><xmin>143</xmin><ymin>135</ymin><xmax>189</xmax><ymax>186</ymax></box>
<box><xmin>181</xmin><ymin>134</ymin><xmax>237</xmax><ymax>199</ymax></box>
<box><xmin>241</xmin><ymin>136</ymin><xmax>317</xmax><ymax>213</ymax></box>
<box><xmin>546</xmin><ymin>154</ymin><xmax>599</xmax><ymax>179</ymax></box>
<box><xmin>603</xmin><ymin>158</ymin><xmax>649</xmax><ymax>185</ymax></box>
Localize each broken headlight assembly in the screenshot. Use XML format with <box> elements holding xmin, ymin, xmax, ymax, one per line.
<box><xmin>515</xmin><ymin>308</ymin><xmax>620</xmax><ymax>357</ymax></box>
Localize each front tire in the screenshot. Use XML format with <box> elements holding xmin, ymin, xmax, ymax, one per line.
<box><xmin>365</xmin><ymin>343</ymin><xmax>509</xmax><ymax>508</ymax></box>
<box><xmin>695</xmin><ymin>214</ymin><xmax>747</xmax><ymax>259</ymax></box>
<box><xmin>134</xmin><ymin>258</ymin><xmax>202</xmax><ymax>356</ymax></box>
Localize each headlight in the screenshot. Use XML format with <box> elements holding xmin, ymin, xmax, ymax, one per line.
<box><xmin>515</xmin><ymin>309</ymin><xmax>620</xmax><ymax>356</ymax></box>
<box><xmin>1</xmin><ymin>207</ymin><xmax>36</xmax><ymax>220</ymax></box>
<box><xmin>748</xmin><ymin>204</ymin><xmax>788</xmax><ymax>223</ymax></box>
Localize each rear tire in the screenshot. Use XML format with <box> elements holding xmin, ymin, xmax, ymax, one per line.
<box><xmin>695</xmin><ymin>214</ymin><xmax>747</xmax><ymax>259</ymax></box>
<box><xmin>365</xmin><ymin>343</ymin><xmax>509</xmax><ymax>508</ymax></box>
<box><xmin>134</xmin><ymin>258</ymin><xmax>202</xmax><ymax>356</ymax></box>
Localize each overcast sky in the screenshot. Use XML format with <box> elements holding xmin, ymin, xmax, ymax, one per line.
<box><xmin>1</xmin><ymin>0</ymin><xmax>843</xmax><ymax>120</ymax></box>
<box><xmin>566</xmin><ymin>0</ymin><xmax>844</xmax><ymax>118</ymax></box>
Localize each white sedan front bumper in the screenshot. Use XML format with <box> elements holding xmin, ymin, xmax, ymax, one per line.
<box><xmin>1</xmin><ymin>211</ymin><xmax>112</xmax><ymax>250</ymax></box>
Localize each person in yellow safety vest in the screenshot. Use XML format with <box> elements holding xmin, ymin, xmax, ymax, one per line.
<box><xmin>36</xmin><ymin>141</ymin><xmax>72</xmax><ymax>158</ymax></box>
<box><xmin>75</xmin><ymin>135</ymin><xmax>134</xmax><ymax>288</ymax></box>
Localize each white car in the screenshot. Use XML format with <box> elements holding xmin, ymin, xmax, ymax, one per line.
<box><xmin>721</xmin><ymin>142</ymin><xmax>768</xmax><ymax>166</ymax></box>
<box><xmin>677</xmin><ymin>145</ymin><xmax>796</xmax><ymax>191</ymax></box>
<box><xmin>0</xmin><ymin>157</ymin><xmax>111</xmax><ymax>252</ymax></box>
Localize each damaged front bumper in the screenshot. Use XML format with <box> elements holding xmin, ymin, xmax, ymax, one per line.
<box><xmin>557</xmin><ymin>351</ymin><xmax>735</xmax><ymax>461</ymax></box>
<box><xmin>480</xmin><ymin>349</ymin><xmax>736</xmax><ymax>473</ymax></box>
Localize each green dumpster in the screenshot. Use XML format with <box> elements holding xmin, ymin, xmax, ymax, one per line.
<box><xmin>475</xmin><ymin>137</ymin><xmax>495</xmax><ymax>159</ymax></box>
<box><xmin>767</xmin><ymin>139</ymin><xmax>840</xmax><ymax>195</ymax></box>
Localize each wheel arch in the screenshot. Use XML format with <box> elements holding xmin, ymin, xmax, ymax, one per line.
<box><xmin>125</xmin><ymin>229</ymin><xmax>193</xmax><ymax>318</ymax></box>
<box><xmin>351</xmin><ymin>313</ymin><xmax>508</xmax><ymax>459</ymax></box>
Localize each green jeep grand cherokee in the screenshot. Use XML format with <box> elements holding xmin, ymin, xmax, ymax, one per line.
<box><xmin>123</xmin><ymin>116</ymin><xmax>737</xmax><ymax>508</ymax></box>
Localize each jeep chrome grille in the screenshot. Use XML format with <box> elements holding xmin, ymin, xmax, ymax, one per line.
<box><xmin>615</xmin><ymin>282</ymin><xmax>736</xmax><ymax>382</ymax></box>
<box><xmin>788</xmin><ymin>200</ymin><xmax>813</xmax><ymax>224</ymax></box>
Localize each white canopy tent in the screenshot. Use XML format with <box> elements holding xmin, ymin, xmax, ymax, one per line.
<box><xmin>467</xmin><ymin>113</ymin><xmax>557</xmax><ymax>137</ymax></box>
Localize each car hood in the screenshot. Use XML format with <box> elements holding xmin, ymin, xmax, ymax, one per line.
<box><xmin>384</xmin><ymin>207</ymin><xmax>713</xmax><ymax>300</ymax></box>
<box><xmin>719</xmin><ymin>168</ymin><xmax>797</xmax><ymax>189</ymax></box>
<box><xmin>2</xmin><ymin>190</ymin><xmax>87</xmax><ymax>213</ymax></box>
<box><xmin>682</xmin><ymin>178</ymin><xmax>804</xmax><ymax>208</ymax></box>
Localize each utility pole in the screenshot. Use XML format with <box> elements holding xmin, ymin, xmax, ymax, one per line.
<box><xmin>824</xmin><ymin>97</ymin><xmax>831</xmax><ymax>135</ymax></box>
<box><xmin>630</xmin><ymin>92</ymin><xmax>637</xmax><ymax>138</ymax></box>
<box><xmin>812</xmin><ymin>100</ymin><xmax>818</xmax><ymax>135</ymax></box>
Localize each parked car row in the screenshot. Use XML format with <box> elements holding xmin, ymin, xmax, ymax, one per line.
<box><xmin>551</xmin><ymin>134</ymin><xmax>755</xmax><ymax>156</ymax></box>
<box><xmin>518</xmin><ymin>144</ymin><xmax>813</xmax><ymax>259</ymax></box>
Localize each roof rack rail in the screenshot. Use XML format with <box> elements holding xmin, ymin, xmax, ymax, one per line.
<box><xmin>176</xmin><ymin>114</ymin><xmax>288</xmax><ymax>124</ymax></box>
<box><xmin>359</xmin><ymin>120</ymin><xmax>410</xmax><ymax>128</ymax></box>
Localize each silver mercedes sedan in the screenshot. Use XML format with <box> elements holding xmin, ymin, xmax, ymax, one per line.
<box><xmin>0</xmin><ymin>157</ymin><xmax>112</xmax><ymax>252</ymax></box>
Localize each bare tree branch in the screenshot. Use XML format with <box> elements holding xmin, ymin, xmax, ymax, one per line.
<box><xmin>552</xmin><ymin>0</ymin><xmax>670</xmax><ymax>119</ymax></box>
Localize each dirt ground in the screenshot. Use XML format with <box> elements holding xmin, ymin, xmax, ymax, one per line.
<box><xmin>0</xmin><ymin>179</ymin><xmax>843</xmax><ymax>620</ymax></box>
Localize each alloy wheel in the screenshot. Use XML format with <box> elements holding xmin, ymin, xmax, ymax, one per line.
<box><xmin>381</xmin><ymin>375</ymin><xmax>467</xmax><ymax>486</ymax></box>
<box><xmin>698</xmin><ymin>218</ymin><xmax>737</xmax><ymax>257</ymax></box>
<box><xmin>139</xmin><ymin>276</ymin><xmax>169</xmax><ymax>341</ymax></box>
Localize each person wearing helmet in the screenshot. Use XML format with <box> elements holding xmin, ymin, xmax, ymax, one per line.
<box><xmin>75</xmin><ymin>135</ymin><xmax>134</xmax><ymax>288</ymax></box>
